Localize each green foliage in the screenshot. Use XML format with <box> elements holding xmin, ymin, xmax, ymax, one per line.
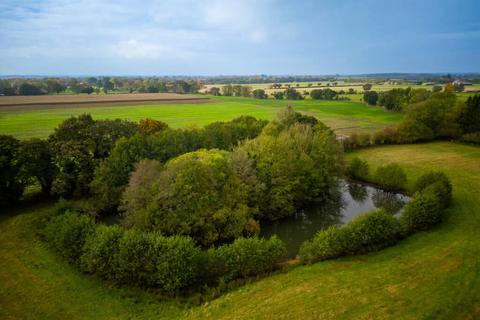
<box><xmin>363</xmin><ymin>90</ymin><xmax>378</xmax><ymax>105</ymax></box>
<box><xmin>342</xmin><ymin>132</ymin><xmax>371</xmax><ymax>151</ymax></box>
<box><xmin>414</xmin><ymin>171</ymin><xmax>452</xmax><ymax>206</ymax></box>
<box><xmin>44</xmin><ymin>211</ymin><xmax>95</xmax><ymax>264</ymax></box>
<box><xmin>207</xmin><ymin>236</ymin><xmax>286</xmax><ymax>282</ymax></box>
<box><xmin>378</xmin><ymin>88</ymin><xmax>410</xmax><ymax>111</ymax></box>
<box><xmin>138</xmin><ymin>118</ymin><xmax>169</xmax><ymax>135</ymax></box>
<box><xmin>458</xmin><ymin>94</ymin><xmax>480</xmax><ymax>134</ymax></box>
<box><xmin>400</xmin><ymin>185</ymin><xmax>444</xmax><ymax>234</ymax></box>
<box><xmin>18</xmin><ymin>138</ymin><xmax>56</xmax><ymax>194</ymax></box>
<box><xmin>460</xmin><ymin>132</ymin><xmax>480</xmax><ymax>145</ymax></box>
<box><xmin>81</xmin><ymin>224</ymin><xmax>124</xmax><ymax>279</ymax></box>
<box><xmin>272</xmin><ymin>91</ymin><xmax>284</xmax><ymax>99</ymax></box>
<box><xmin>121</xmin><ymin>149</ymin><xmax>257</xmax><ymax>247</ymax></box>
<box><xmin>310</xmin><ymin>88</ymin><xmax>338</xmax><ymax>100</ymax></box>
<box><xmin>284</xmin><ymin>88</ymin><xmax>303</xmax><ymax>100</ymax></box>
<box><xmin>347</xmin><ymin>157</ymin><xmax>369</xmax><ymax>181</ymax></box>
<box><xmin>236</xmin><ymin>110</ymin><xmax>342</xmax><ymax>220</ymax></box>
<box><xmin>252</xmin><ymin>89</ymin><xmax>267</xmax><ymax>99</ymax></box>
<box><xmin>300</xmin><ymin>209</ymin><xmax>402</xmax><ymax>263</ymax></box>
<box><xmin>374</xmin><ymin>163</ymin><xmax>407</xmax><ymax>191</ymax></box>
<box><xmin>0</xmin><ymin>135</ymin><xmax>24</xmax><ymax>206</ymax></box>
<box><xmin>299</xmin><ymin>226</ymin><xmax>351</xmax><ymax>262</ymax></box>
<box><xmin>48</xmin><ymin>115</ymin><xmax>138</xmax><ymax>197</ymax></box>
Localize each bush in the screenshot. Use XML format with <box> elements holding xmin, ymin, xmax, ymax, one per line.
<box><xmin>460</xmin><ymin>132</ymin><xmax>480</xmax><ymax>145</ymax></box>
<box><xmin>300</xmin><ymin>210</ymin><xmax>402</xmax><ymax>263</ymax></box>
<box><xmin>208</xmin><ymin>236</ymin><xmax>287</xmax><ymax>282</ymax></box>
<box><xmin>400</xmin><ymin>185</ymin><xmax>444</xmax><ymax>234</ymax></box>
<box><xmin>347</xmin><ymin>157</ymin><xmax>369</xmax><ymax>181</ymax></box>
<box><xmin>347</xmin><ymin>209</ymin><xmax>402</xmax><ymax>253</ymax></box>
<box><xmin>374</xmin><ymin>164</ymin><xmax>407</xmax><ymax>191</ymax></box>
<box><xmin>299</xmin><ymin>226</ymin><xmax>351</xmax><ymax>263</ymax></box>
<box><xmin>342</xmin><ymin>133</ymin><xmax>371</xmax><ymax>151</ymax></box>
<box><xmin>81</xmin><ymin>224</ymin><xmax>124</xmax><ymax>279</ymax></box>
<box><xmin>373</xmin><ymin>126</ymin><xmax>399</xmax><ymax>145</ymax></box>
<box><xmin>138</xmin><ymin>234</ymin><xmax>201</xmax><ymax>292</ymax></box>
<box><xmin>44</xmin><ymin>211</ymin><xmax>95</xmax><ymax>264</ymax></box>
<box><xmin>414</xmin><ymin>171</ymin><xmax>452</xmax><ymax>207</ymax></box>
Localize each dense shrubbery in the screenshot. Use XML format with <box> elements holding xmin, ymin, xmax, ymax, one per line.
<box><xmin>300</xmin><ymin>209</ymin><xmax>402</xmax><ymax>263</ymax></box>
<box><xmin>310</xmin><ymin>88</ymin><xmax>338</xmax><ymax>100</ymax></box>
<box><xmin>44</xmin><ymin>211</ymin><xmax>95</xmax><ymax>263</ymax></box>
<box><xmin>44</xmin><ymin>209</ymin><xmax>285</xmax><ymax>293</ymax></box>
<box><xmin>414</xmin><ymin>171</ymin><xmax>452</xmax><ymax>207</ymax></box>
<box><xmin>374</xmin><ymin>164</ymin><xmax>407</xmax><ymax>191</ymax></box>
<box><xmin>342</xmin><ymin>132</ymin><xmax>371</xmax><ymax>151</ymax></box>
<box><xmin>347</xmin><ymin>157</ymin><xmax>369</xmax><ymax>181</ymax></box>
<box><xmin>400</xmin><ymin>184</ymin><xmax>444</xmax><ymax>234</ymax></box>
<box><xmin>0</xmin><ymin>135</ymin><xmax>23</xmax><ymax>206</ymax></box>
<box><xmin>205</xmin><ymin>236</ymin><xmax>286</xmax><ymax>282</ymax></box>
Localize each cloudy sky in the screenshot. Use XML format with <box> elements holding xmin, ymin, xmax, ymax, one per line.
<box><xmin>0</xmin><ymin>0</ymin><xmax>479</xmax><ymax>75</ymax></box>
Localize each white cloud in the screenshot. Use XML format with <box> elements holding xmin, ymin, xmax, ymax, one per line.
<box><xmin>114</xmin><ymin>40</ymin><xmax>172</xmax><ymax>59</ymax></box>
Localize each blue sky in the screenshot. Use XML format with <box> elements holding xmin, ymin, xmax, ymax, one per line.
<box><xmin>0</xmin><ymin>0</ymin><xmax>479</xmax><ymax>75</ymax></box>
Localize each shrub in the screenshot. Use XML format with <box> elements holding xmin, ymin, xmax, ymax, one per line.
<box><xmin>373</xmin><ymin>126</ymin><xmax>398</xmax><ymax>145</ymax></box>
<box><xmin>347</xmin><ymin>157</ymin><xmax>369</xmax><ymax>181</ymax></box>
<box><xmin>400</xmin><ymin>185</ymin><xmax>444</xmax><ymax>234</ymax></box>
<box><xmin>81</xmin><ymin>224</ymin><xmax>124</xmax><ymax>279</ymax></box>
<box><xmin>300</xmin><ymin>210</ymin><xmax>402</xmax><ymax>263</ymax></box>
<box><xmin>460</xmin><ymin>132</ymin><xmax>480</xmax><ymax>145</ymax></box>
<box><xmin>347</xmin><ymin>209</ymin><xmax>402</xmax><ymax>253</ymax></box>
<box><xmin>145</xmin><ymin>234</ymin><xmax>201</xmax><ymax>292</ymax></box>
<box><xmin>44</xmin><ymin>211</ymin><xmax>95</xmax><ymax>264</ymax></box>
<box><xmin>342</xmin><ymin>133</ymin><xmax>371</xmax><ymax>151</ymax></box>
<box><xmin>414</xmin><ymin>171</ymin><xmax>452</xmax><ymax>207</ymax></box>
<box><xmin>116</xmin><ymin>229</ymin><xmax>152</xmax><ymax>284</ymax></box>
<box><xmin>209</xmin><ymin>236</ymin><xmax>287</xmax><ymax>282</ymax></box>
<box><xmin>374</xmin><ymin>164</ymin><xmax>407</xmax><ymax>191</ymax></box>
<box><xmin>299</xmin><ymin>226</ymin><xmax>351</xmax><ymax>263</ymax></box>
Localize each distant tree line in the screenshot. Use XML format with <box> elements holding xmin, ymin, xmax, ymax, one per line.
<box><xmin>0</xmin><ymin>77</ymin><xmax>202</xmax><ymax>96</ymax></box>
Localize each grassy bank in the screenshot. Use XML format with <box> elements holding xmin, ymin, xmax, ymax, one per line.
<box><xmin>0</xmin><ymin>96</ymin><xmax>402</xmax><ymax>139</ymax></box>
<box><xmin>1</xmin><ymin>142</ymin><xmax>479</xmax><ymax>319</ymax></box>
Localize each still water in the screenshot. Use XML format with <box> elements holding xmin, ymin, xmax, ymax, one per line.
<box><xmin>260</xmin><ymin>181</ymin><xmax>410</xmax><ymax>258</ymax></box>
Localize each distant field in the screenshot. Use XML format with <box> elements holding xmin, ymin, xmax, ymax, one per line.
<box><xmin>0</xmin><ymin>96</ymin><xmax>403</xmax><ymax>139</ymax></box>
<box><xmin>0</xmin><ymin>93</ymin><xmax>209</xmax><ymax>107</ymax></box>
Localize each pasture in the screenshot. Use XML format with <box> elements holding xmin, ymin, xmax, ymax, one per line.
<box><xmin>0</xmin><ymin>96</ymin><xmax>403</xmax><ymax>139</ymax></box>
<box><xmin>2</xmin><ymin>141</ymin><xmax>479</xmax><ymax>319</ymax></box>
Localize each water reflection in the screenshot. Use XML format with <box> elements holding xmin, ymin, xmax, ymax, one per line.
<box><xmin>260</xmin><ymin>181</ymin><xmax>410</xmax><ymax>258</ymax></box>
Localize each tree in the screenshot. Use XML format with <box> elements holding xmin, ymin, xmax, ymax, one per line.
<box><xmin>432</xmin><ymin>85</ymin><xmax>442</xmax><ymax>93</ymax></box>
<box><xmin>363</xmin><ymin>91</ymin><xmax>378</xmax><ymax>105</ymax></box>
<box><xmin>0</xmin><ymin>135</ymin><xmax>24</xmax><ymax>206</ymax></box>
<box><xmin>221</xmin><ymin>84</ymin><xmax>233</xmax><ymax>96</ymax></box>
<box><xmin>235</xmin><ymin>108</ymin><xmax>342</xmax><ymax>220</ymax></box>
<box><xmin>362</xmin><ymin>84</ymin><xmax>373</xmax><ymax>91</ymax></box>
<box><xmin>458</xmin><ymin>94</ymin><xmax>480</xmax><ymax>134</ymax></box>
<box><xmin>285</xmin><ymin>88</ymin><xmax>303</xmax><ymax>100</ymax></box>
<box><xmin>120</xmin><ymin>149</ymin><xmax>258</xmax><ymax>247</ymax></box>
<box><xmin>19</xmin><ymin>83</ymin><xmax>43</xmax><ymax>95</ymax></box>
<box><xmin>18</xmin><ymin>139</ymin><xmax>56</xmax><ymax>194</ymax></box>
<box><xmin>252</xmin><ymin>89</ymin><xmax>267</xmax><ymax>99</ymax></box>
<box><xmin>444</xmin><ymin>83</ymin><xmax>455</xmax><ymax>93</ymax></box>
<box><xmin>272</xmin><ymin>91</ymin><xmax>284</xmax><ymax>100</ymax></box>
<box><xmin>378</xmin><ymin>88</ymin><xmax>410</xmax><ymax>112</ymax></box>
<box><xmin>138</xmin><ymin>119</ymin><xmax>168</xmax><ymax>135</ymax></box>
<box><xmin>310</xmin><ymin>88</ymin><xmax>337</xmax><ymax>100</ymax></box>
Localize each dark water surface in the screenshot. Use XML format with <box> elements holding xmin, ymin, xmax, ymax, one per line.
<box><xmin>260</xmin><ymin>181</ymin><xmax>410</xmax><ymax>258</ymax></box>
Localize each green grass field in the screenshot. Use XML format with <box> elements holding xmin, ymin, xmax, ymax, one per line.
<box><xmin>2</xmin><ymin>141</ymin><xmax>479</xmax><ymax>319</ymax></box>
<box><xmin>0</xmin><ymin>96</ymin><xmax>403</xmax><ymax>139</ymax></box>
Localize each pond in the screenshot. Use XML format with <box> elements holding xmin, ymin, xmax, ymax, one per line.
<box><xmin>260</xmin><ymin>181</ymin><xmax>410</xmax><ymax>258</ymax></box>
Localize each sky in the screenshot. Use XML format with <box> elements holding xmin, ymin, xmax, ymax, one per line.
<box><xmin>0</xmin><ymin>0</ymin><xmax>479</xmax><ymax>76</ymax></box>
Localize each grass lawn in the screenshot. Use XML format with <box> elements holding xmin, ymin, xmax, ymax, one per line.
<box><xmin>0</xmin><ymin>96</ymin><xmax>402</xmax><ymax>139</ymax></box>
<box><xmin>1</xmin><ymin>141</ymin><xmax>479</xmax><ymax>319</ymax></box>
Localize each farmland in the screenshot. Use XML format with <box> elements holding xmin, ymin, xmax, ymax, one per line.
<box><xmin>2</xmin><ymin>141</ymin><xmax>479</xmax><ymax>319</ymax></box>
<box><xmin>0</xmin><ymin>95</ymin><xmax>403</xmax><ymax>139</ymax></box>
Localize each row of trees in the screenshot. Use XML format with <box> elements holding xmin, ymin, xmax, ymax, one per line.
<box><xmin>344</xmin><ymin>93</ymin><xmax>480</xmax><ymax>149</ymax></box>
<box><xmin>0</xmin><ymin>77</ymin><xmax>202</xmax><ymax>96</ymax></box>
<box><xmin>0</xmin><ymin>115</ymin><xmax>268</xmax><ymax>207</ymax></box>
